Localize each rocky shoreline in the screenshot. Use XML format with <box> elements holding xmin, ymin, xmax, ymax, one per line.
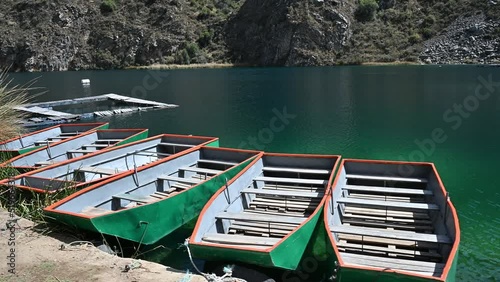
<box><xmin>420</xmin><ymin>14</ymin><xmax>500</xmax><ymax>65</ymax></box>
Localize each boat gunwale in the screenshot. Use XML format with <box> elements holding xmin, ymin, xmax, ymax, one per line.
<box><xmin>0</xmin><ymin>134</ymin><xmax>219</xmax><ymax>193</ymax></box>
<box><xmin>43</xmin><ymin>146</ymin><xmax>263</xmax><ymax>219</ymax></box>
<box><xmin>189</xmin><ymin>152</ymin><xmax>341</xmax><ymax>255</ymax></box>
<box><xmin>323</xmin><ymin>158</ymin><xmax>460</xmax><ymax>282</ymax></box>
<box><xmin>0</xmin><ymin>128</ymin><xmax>149</xmax><ymax>169</ymax></box>
<box><xmin>0</xmin><ymin>122</ymin><xmax>109</xmax><ymax>148</ymax></box>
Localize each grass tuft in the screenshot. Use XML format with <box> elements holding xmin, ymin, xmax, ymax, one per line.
<box><xmin>0</xmin><ymin>69</ymin><xmax>42</xmax><ymax>142</ymax></box>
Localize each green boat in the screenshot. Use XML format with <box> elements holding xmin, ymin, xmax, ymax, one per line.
<box><xmin>1</xmin><ymin>128</ymin><xmax>149</xmax><ymax>172</ymax></box>
<box><xmin>44</xmin><ymin>147</ymin><xmax>262</xmax><ymax>245</ymax></box>
<box><xmin>0</xmin><ymin>122</ymin><xmax>109</xmax><ymax>160</ymax></box>
<box><xmin>189</xmin><ymin>153</ymin><xmax>341</xmax><ymax>270</ymax></box>
<box><xmin>324</xmin><ymin>159</ymin><xmax>460</xmax><ymax>282</ymax></box>
<box><xmin>2</xmin><ymin>134</ymin><xmax>219</xmax><ymax>193</ymax></box>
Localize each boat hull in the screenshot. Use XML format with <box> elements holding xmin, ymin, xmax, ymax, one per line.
<box><xmin>190</xmin><ymin>206</ymin><xmax>323</xmax><ymax>270</ymax></box>
<box><xmin>324</xmin><ymin>159</ymin><xmax>460</xmax><ymax>282</ymax></box>
<box><xmin>322</xmin><ymin>235</ymin><xmax>459</xmax><ymax>282</ymax></box>
<box><xmin>45</xmin><ymin>158</ymin><xmax>255</xmax><ymax>245</ymax></box>
<box><xmin>2</xmin><ymin>134</ymin><xmax>219</xmax><ymax>193</ymax></box>
<box><xmin>189</xmin><ymin>153</ymin><xmax>341</xmax><ymax>271</ymax></box>
<box><xmin>0</xmin><ymin>123</ymin><xmax>109</xmax><ymax>161</ymax></box>
<box><xmin>2</xmin><ymin>129</ymin><xmax>149</xmax><ymax>172</ymax></box>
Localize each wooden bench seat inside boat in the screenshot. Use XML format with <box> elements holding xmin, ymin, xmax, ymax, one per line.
<box><xmin>180</xmin><ymin>166</ymin><xmax>221</xmax><ymax>175</ymax></box>
<box><xmin>94</xmin><ymin>139</ymin><xmax>122</xmax><ymax>143</ymax></box>
<box><xmin>157</xmin><ymin>175</ymin><xmax>201</xmax><ymax>185</ymax></box>
<box><xmin>343</xmin><ymin>206</ymin><xmax>431</xmax><ymax>219</ymax></box>
<box><xmin>343</xmin><ymin>185</ymin><xmax>433</xmax><ymax>196</ymax></box>
<box><xmin>77</xmin><ymin>166</ymin><xmax>121</xmax><ymax>175</ymax></box>
<box><xmin>341</xmin><ymin>252</ymin><xmax>444</xmax><ymax>276</ymax></box>
<box><xmin>158</xmin><ymin>142</ymin><xmax>195</xmax><ymax>147</ymax></box>
<box><xmin>241</xmin><ymin>188</ymin><xmax>324</xmax><ymax>198</ymax></box>
<box><xmin>48</xmin><ymin>136</ymin><xmax>72</xmax><ymax>140</ymax></box>
<box><xmin>197</xmin><ymin>159</ymin><xmax>238</xmax><ymax>166</ymax></box>
<box><xmin>346</xmin><ymin>174</ymin><xmax>428</xmax><ymax>183</ymax></box>
<box><xmin>262</xmin><ymin>184</ymin><xmax>325</xmax><ymax>192</ymax></box>
<box><xmin>228</xmin><ymin>221</ymin><xmax>297</xmax><ymax>237</ymax></box>
<box><xmin>134</xmin><ymin>151</ymin><xmax>171</xmax><ymax>157</ymax></box>
<box><xmin>202</xmin><ymin>233</ymin><xmax>280</xmax><ymax>247</ymax></box>
<box><xmin>341</xmin><ymin>217</ymin><xmax>434</xmax><ymax>232</ymax></box>
<box><xmin>217</xmin><ymin>212</ymin><xmax>306</xmax><ymax>225</ymax></box>
<box><xmin>34</xmin><ymin>140</ymin><xmax>57</xmax><ymax>145</ymax></box>
<box><xmin>82</xmin><ymin>144</ymin><xmax>112</xmax><ymax>148</ymax></box>
<box><xmin>34</xmin><ymin>160</ymin><xmax>56</xmax><ymax>167</ymax></box>
<box><xmin>254</xmin><ymin>176</ymin><xmax>327</xmax><ymax>185</ymax></box>
<box><xmin>262</xmin><ymin>167</ymin><xmax>331</xmax><ymax>175</ymax></box>
<box><xmin>59</xmin><ymin>132</ymin><xmax>79</xmax><ymax>136</ymax></box>
<box><xmin>330</xmin><ymin>225</ymin><xmax>452</xmax><ymax>244</ymax></box>
<box><xmin>345</xmin><ymin>193</ymin><xmax>426</xmax><ymax>203</ymax></box>
<box><xmin>249</xmin><ymin>198</ymin><xmax>318</xmax><ymax>212</ymax></box>
<box><xmin>337</xmin><ymin>198</ymin><xmax>439</xmax><ymax>211</ymax></box>
<box><xmin>66</xmin><ymin>149</ymin><xmax>94</xmax><ymax>154</ymax></box>
<box><xmin>112</xmin><ymin>193</ymin><xmax>155</xmax><ymax>204</ymax></box>
<box><xmin>337</xmin><ymin>233</ymin><xmax>439</xmax><ymax>249</ymax></box>
<box><xmin>337</xmin><ymin>241</ymin><xmax>442</xmax><ymax>259</ymax></box>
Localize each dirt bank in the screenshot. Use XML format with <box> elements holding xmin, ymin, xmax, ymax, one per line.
<box><xmin>0</xmin><ymin>208</ymin><xmax>205</xmax><ymax>282</ymax></box>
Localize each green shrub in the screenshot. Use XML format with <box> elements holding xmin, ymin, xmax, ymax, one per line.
<box><xmin>0</xmin><ymin>70</ymin><xmax>31</xmax><ymax>141</ymax></box>
<box><xmin>423</xmin><ymin>15</ymin><xmax>436</xmax><ymax>27</ymax></box>
<box><xmin>355</xmin><ymin>0</ymin><xmax>379</xmax><ymax>22</ymax></box>
<box><xmin>408</xmin><ymin>33</ymin><xmax>421</xmax><ymax>44</ymax></box>
<box><xmin>174</xmin><ymin>49</ymin><xmax>190</xmax><ymax>65</ymax></box>
<box><xmin>198</xmin><ymin>29</ymin><xmax>214</xmax><ymax>48</ymax></box>
<box><xmin>421</xmin><ymin>28</ymin><xmax>435</xmax><ymax>39</ymax></box>
<box><xmin>197</xmin><ymin>6</ymin><xmax>213</xmax><ymax>20</ymax></box>
<box><xmin>185</xmin><ymin>42</ymin><xmax>200</xmax><ymax>58</ymax></box>
<box><xmin>100</xmin><ymin>0</ymin><xmax>117</xmax><ymax>14</ymax></box>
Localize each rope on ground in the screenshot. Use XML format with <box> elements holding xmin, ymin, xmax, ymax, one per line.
<box><xmin>181</xmin><ymin>238</ymin><xmax>247</xmax><ymax>282</ymax></box>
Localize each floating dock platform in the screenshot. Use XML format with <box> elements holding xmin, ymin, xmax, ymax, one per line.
<box><xmin>15</xmin><ymin>94</ymin><xmax>178</xmax><ymax>127</ymax></box>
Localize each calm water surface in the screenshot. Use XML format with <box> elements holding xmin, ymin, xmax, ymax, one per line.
<box><xmin>10</xmin><ymin>65</ymin><xmax>500</xmax><ymax>281</ymax></box>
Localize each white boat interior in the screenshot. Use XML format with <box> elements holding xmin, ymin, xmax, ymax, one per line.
<box><xmin>0</xmin><ymin>123</ymin><xmax>104</xmax><ymax>151</ymax></box>
<box><xmin>11</xmin><ymin>135</ymin><xmax>215</xmax><ymax>192</ymax></box>
<box><xmin>192</xmin><ymin>155</ymin><xmax>338</xmax><ymax>249</ymax></box>
<box><xmin>8</xmin><ymin>129</ymin><xmax>146</xmax><ymax>169</ymax></box>
<box><xmin>50</xmin><ymin>147</ymin><xmax>258</xmax><ymax>216</ymax></box>
<box><xmin>326</xmin><ymin>161</ymin><xmax>458</xmax><ymax>278</ymax></box>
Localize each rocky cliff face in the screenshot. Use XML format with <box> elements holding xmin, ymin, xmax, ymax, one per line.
<box><xmin>420</xmin><ymin>13</ymin><xmax>500</xmax><ymax>64</ymax></box>
<box><xmin>0</xmin><ymin>0</ymin><xmax>498</xmax><ymax>71</ymax></box>
<box><xmin>0</xmin><ymin>0</ymin><xmax>201</xmax><ymax>71</ymax></box>
<box><xmin>225</xmin><ymin>0</ymin><xmax>353</xmax><ymax>66</ymax></box>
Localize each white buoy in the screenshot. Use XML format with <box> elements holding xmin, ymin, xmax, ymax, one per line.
<box><xmin>81</xmin><ymin>79</ymin><xmax>91</xmax><ymax>85</ymax></box>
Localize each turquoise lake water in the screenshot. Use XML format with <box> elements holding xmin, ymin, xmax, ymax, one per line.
<box><xmin>10</xmin><ymin>65</ymin><xmax>500</xmax><ymax>281</ymax></box>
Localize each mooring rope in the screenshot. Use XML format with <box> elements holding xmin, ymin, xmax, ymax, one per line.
<box><xmin>182</xmin><ymin>238</ymin><xmax>247</xmax><ymax>282</ymax></box>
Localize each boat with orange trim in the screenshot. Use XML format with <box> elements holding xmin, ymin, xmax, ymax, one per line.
<box><xmin>0</xmin><ymin>128</ymin><xmax>149</xmax><ymax>173</ymax></box>
<box><xmin>0</xmin><ymin>122</ymin><xmax>109</xmax><ymax>160</ymax></box>
<box><xmin>189</xmin><ymin>153</ymin><xmax>340</xmax><ymax>270</ymax></box>
<box><xmin>324</xmin><ymin>159</ymin><xmax>460</xmax><ymax>281</ymax></box>
<box><xmin>43</xmin><ymin>147</ymin><xmax>262</xmax><ymax>245</ymax></box>
<box><xmin>1</xmin><ymin>134</ymin><xmax>219</xmax><ymax>194</ymax></box>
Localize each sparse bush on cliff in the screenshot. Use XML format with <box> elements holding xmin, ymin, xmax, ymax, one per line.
<box><xmin>175</xmin><ymin>49</ymin><xmax>191</xmax><ymax>65</ymax></box>
<box><xmin>185</xmin><ymin>42</ymin><xmax>200</xmax><ymax>58</ymax></box>
<box><xmin>355</xmin><ymin>0</ymin><xmax>379</xmax><ymax>22</ymax></box>
<box><xmin>408</xmin><ymin>32</ymin><xmax>421</xmax><ymax>44</ymax></box>
<box><xmin>100</xmin><ymin>0</ymin><xmax>117</xmax><ymax>14</ymax></box>
<box><xmin>174</xmin><ymin>42</ymin><xmax>207</xmax><ymax>65</ymax></box>
<box><xmin>198</xmin><ymin>29</ymin><xmax>214</xmax><ymax>48</ymax></box>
